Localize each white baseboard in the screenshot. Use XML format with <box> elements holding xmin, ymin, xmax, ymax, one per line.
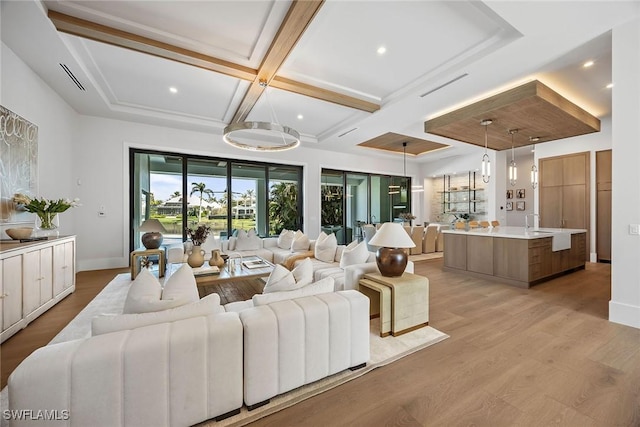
<box><xmin>609</xmin><ymin>300</ymin><xmax>640</xmax><ymax>329</ymax></box>
<box><xmin>77</xmin><ymin>257</ymin><xmax>128</xmax><ymax>272</ymax></box>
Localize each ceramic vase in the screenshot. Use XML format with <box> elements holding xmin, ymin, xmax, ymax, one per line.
<box><xmin>209</xmin><ymin>249</ymin><xmax>225</xmax><ymax>268</ymax></box>
<box><xmin>187</xmin><ymin>245</ymin><xmax>205</xmax><ymax>268</ymax></box>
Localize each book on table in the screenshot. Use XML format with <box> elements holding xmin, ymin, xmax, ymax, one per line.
<box><xmin>192</xmin><ymin>265</ymin><xmax>220</xmax><ymax>276</ymax></box>
<box><xmin>242</xmin><ymin>259</ymin><xmax>270</xmax><ymax>269</ymax></box>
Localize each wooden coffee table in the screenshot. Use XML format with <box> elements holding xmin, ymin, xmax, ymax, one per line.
<box><xmin>166</xmin><ymin>256</ymin><xmax>275</xmax><ymax>300</ymax></box>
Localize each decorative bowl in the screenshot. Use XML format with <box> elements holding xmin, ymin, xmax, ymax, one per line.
<box><xmin>6</xmin><ymin>227</ymin><xmax>34</xmax><ymax>240</ymax></box>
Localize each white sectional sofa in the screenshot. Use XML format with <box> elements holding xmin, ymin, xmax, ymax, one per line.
<box><xmin>9</xmin><ymin>311</ymin><xmax>244</xmax><ymax>426</ymax></box>
<box><xmin>237</xmin><ymin>289</ymin><xmax>369</xmax><ymax>408</ymax></box>
<box><xmin>8</xmin><ymin>267</ymin><xmax>371</xmax><ymax>425</ymax></box>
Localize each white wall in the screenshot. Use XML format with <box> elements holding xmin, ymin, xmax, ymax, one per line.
<box><xmin>0</xmin><ymin>43</ymin><xmax>78</xmax><ymax>238</ymax></box>
<box><xmin>610</xmin><ymin>17</ymin><xmax>640</xmax><ymax>329</ymax></box>
<box><xmin>505</xmin><ymin>148</ymin><xmax>535</xmax><ymax>227</ymax></box>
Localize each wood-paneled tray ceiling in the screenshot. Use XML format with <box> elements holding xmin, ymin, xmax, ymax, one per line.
<box><xmin>424</xmin><ymin>80</ymin><xmax>601</xmax><ymax>150</ymax></box>
<box><xmin>358</xmin><ymin>132</ymin><xmax>449</xmax><ymax>155</ymax></box>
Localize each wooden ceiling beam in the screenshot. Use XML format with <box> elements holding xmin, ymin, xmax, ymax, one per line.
<box><xmin>271</xmin><ymin>76</ymin><xmax>380</xmax><ymax>113</ymax></box>
<box><xmin>230</xmin><ymin>0</ymin><xmax>324</xmax><ymax>123</ymax></box>
<box><xmin>48</xmin><ymin>4</ymin><xmax>380</xmax><ymax>121</ymax></box>
<box><xmin>47</xmin><ymin>10</ymin><xmax>258</xmax><ymax>82</ymax></box>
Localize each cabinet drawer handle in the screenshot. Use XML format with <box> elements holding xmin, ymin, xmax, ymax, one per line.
<box><xmin>62</xmin><ymin>265</ymin><xmax>68</xmax><ymax>269</ymax></box>
<box><xmin>0</xmin><ymin>293</ymin><xmax>8</xmax><ymax>299</ymax></box>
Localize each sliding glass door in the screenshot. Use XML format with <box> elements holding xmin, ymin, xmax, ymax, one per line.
<box><xmin>321</xmin><ymin>169</ymin><xmax>410</xmax><ymax>244</ymax></box>
<box><xmin>130</xmin><ymin>149</ymin><xmax>303</xmax><ymax>251</ymax></box>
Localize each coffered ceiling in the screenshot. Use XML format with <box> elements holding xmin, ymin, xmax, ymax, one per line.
<box><xmin>2</xmin><ymin>1</ymin><xmax>636</xmax><ymax>162</ymax></box>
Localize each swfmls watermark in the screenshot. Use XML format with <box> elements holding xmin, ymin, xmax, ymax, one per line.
<box><xmin>2</xmin><ymin>409</ymin><xmax>70</xmax><ymax>421</ymax></box>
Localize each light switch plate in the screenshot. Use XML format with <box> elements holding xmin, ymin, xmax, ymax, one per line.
<box><xmin>629</xmin><ymin>224</ymin><xmax>639</xmax><ymax>235</ymax></box>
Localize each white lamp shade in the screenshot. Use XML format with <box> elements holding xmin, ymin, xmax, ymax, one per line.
<box><xmin>139</xmin><ymin>218</ymin><xmax>167</xmax><ymax>233</ymax></box>
<box><xmin>368</xmin><ymin>222</ymin><xmax>416</xmax><ymax>248</ymax></box>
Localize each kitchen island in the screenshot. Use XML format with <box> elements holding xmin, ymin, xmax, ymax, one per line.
<box><xmin>442</xmin><ymin>226</ymin><xmax>586</xmax><ymax>288</ymax></box>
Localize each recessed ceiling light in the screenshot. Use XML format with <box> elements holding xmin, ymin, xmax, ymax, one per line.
<box><xmin>377</xmin><ymin>46</ymin><xmax>386</xmax><ymax>55</ymax></box>
<box><xmin>583</xmin><ymin>60</ymin><xmax>594</xmax><ymax>68</ymax></box>
<box><xmin>297</xmin><ymin>114</ymin><xmax>304</xmax><ymax>120</ymax></box>
<box><xmin>169</xmin><ymin>87</ymin><xmax>178</xmax><ymax>94</ymax></box>
<box><xmin>606</xmin><ymin>83</ymin><xmax>614</xmax><ymax>89</ymax></box>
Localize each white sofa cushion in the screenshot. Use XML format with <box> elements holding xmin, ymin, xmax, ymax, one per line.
<box><xmin>235</xmin><ymin>229</ymin><xmax>262</xmax><ymax>251</ymax></box>
<box><xmin>92</xmin><ymin>293</ymin><xmax>224</xmax><ymax>336</ymax></box>
<box><xmin>161</xmin><ymin>263</ymin><xmax>200</xmax><ymax>303</ymax></box>
<box><xmin>292</xmin><ymin>257</ymin><xmax>313</xmax><ymax>287</ymax></box>
<box><xmin>315</xmin><ymin>231</ymin><xmax>337</xmax><ymax>263</ymax></box>
<box><xmin>263</xmin><ymin>264</ymin><xmax>297</xmax><ymax>293</ymax></box>
<box><xmin>290</xmin><ymin>230</ymin><xmax>310</xmax><ymax>252</ymax></box>
<box><xmin>252</xmin><ymin>277</ymin><xmax>335</xmax><ymax>306</ymax></box>
<box><xmin>277</xmin><ymin>229</ymin><xmax>295</xmax><ymax>249</ymax></box>
<box><xmin>340</xmin><ymin>241</ymin><xmax>370</xmax><ymax>267</ymax></box>
<box><xmin>123</xmin><ymin>269</ymin><xmax>190</xmax><ymax>314</ymax></box>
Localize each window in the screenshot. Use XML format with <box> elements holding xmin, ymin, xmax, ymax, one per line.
<box><xmin>130</xmin><ymin>149</ymin><xmax>303</xmax><ymax>251</ymax></box>
<box><xmin>321</xmin><ymin>169</ymin><xmax>409</xmax><ymax>245</ymax></box>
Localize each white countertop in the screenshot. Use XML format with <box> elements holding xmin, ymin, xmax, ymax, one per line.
<box><xmin>441</xmin><ymin>226</ymin><xmax>587</xmax><ymax>240</ymax></box>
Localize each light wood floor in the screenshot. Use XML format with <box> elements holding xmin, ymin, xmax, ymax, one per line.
<box><xmin>2</xmin><ymin>260</ymin><xmax>639</xmax><ymax>426</ymax></box>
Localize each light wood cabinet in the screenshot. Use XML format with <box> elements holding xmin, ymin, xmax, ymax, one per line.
<box><xmin>596</xmin><ymin>150</ymin><xmax>612</xmax><ymax>262</ymax></box>
<box><xmin>540</xmin><ymin>152</ymin><xmax>590</xmax><ymax>259</ymax></box>
<box><xmin>53</xmin><ymin>240</ymin><xmax>75</xmax><ymax>296</ymax></box>
<box><xmin>443</xmin><ymin>234</ymin><xmax>467</xmax><ymax>270</ymax></box>
<box><xmin>2</xmin><ymin>255</ymin><xmax>23</xmax><ymax>334</ymax></box>
<box><xmin>443</xmin><ymin>232</ymin><xmax>586</xmax><ymax>288</ymax></box>
<box><xmin>0</xmin><ymin>236</ymin><xmax>76</xmax><ymax>343</ymax></box>
<box><xmin>23</xmin><ymin>247</ymin><xmax>53</xmax><ymax>317</ymax></box>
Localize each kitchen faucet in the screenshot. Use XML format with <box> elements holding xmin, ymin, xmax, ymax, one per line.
<box><xmin>525</xmin><ymin>213</ymin><xmax>541</xmax><ymax>230</ymax></box>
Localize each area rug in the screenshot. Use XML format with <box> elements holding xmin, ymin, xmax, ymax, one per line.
<box><xmin>1</xmin><ymin>273</ymin><xmax>448</xmax><ymax>427</ymax></box>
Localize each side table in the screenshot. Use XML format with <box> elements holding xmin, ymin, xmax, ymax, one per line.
<box><xmin>130</xmin><ymin>248</ymin><xmax>166</xmax><ymax>279</ymax></box>
<box><xmin>359</xmin><ymin>272</ymin><xmax>429</xmax><ymax>337</ymax></box>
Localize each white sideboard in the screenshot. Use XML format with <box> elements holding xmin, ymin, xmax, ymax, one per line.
<box><xmin>0</xmin><ymin>235</ymin><xmax>75</xmax><ymax>343</ymax></box>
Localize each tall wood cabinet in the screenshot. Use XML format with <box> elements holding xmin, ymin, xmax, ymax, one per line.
<box><xmin>0</xmin><ymin>236</ymin><xmax>76</xmax><ymax>343</ymax></box>
<box><xmin>539</xmin><ymin>152</ymin><xmax>590</xmax><ymax>260</ymax></box>
<box><xmin>596</xmin><ymin>150</ymin><xmax>612</xmax><ymax>262</ymax></box>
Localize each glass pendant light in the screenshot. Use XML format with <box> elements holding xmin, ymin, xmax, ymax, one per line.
<box><xmin>508</xmin><ymin>129</ymin><xmax>518</xmax><ymax>186</ymax></box>
<box><xmin>530</xmin><ymin>137</ymin><xmax>539</xmax><ymax>189</ymax></box>
<box><xmin>480</xmin><ymin>119</ymin><xmax>492</xmax><ymax>183</ymax></box>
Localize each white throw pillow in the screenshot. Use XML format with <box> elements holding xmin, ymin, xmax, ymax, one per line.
<box><xmin>235</xmin><ymin>229</ymin><xmax>262</xmax><ymax>251</ymax></box>
<box><xmin>227</xmin><ymin>236</ymin><xmax>237</xmax><ymax>251</ymax></box>
<box><xmin>290</xmin><ymin>230</ymin><xmax>310</xmax><ymax>252</ymax></box>
<box><xmin>292</xmin><ymin>257</ymin><xmax>313</xmax><ymax>287</ymax></box>
<box><xmin>262</xmin><ymin>264</ymin><xmax>297</xmax><ymax>293</ymax></box>
<box><xmin>92</xmin><ymin>293</ymin><xmax>223</xmax><ymax>336</ymax></box>
<box><xmin>339</xmin><ymin>241</ymin><xmax>370</xmax><ymax>268</ymax></box>
<box><xmin>252</xmin><ymin>277</ymin><xmax>335</xmax><ymax>306</ymax></box>
<box><xmin>161</xmin><ymin>263</ymin><xmax>199</xmax><ymax>303</ymax></box>
<box><xmin>314</xmin><ymin>231</ymin><xmax>337</xmax><ymax>263</ymax></box>
<box><xmin>123</xmin><ymin>269</ymin><xmax>187</xmax><ymax>314</ymax></box>
<box><xmin>277</xmin><ymin>229</ymin><xmax>295</xmax><ymax>249</ymax></box>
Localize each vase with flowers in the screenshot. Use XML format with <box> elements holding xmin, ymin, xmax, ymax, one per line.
<box><xmin>185</xmin><ymin>224</ymin><xmax>211</xmax><ymax>268</ymax></box>
<box><xmin>398</xmin><ymin>212</ymin><xmax>416</xmax><ymax>226</ymax></box>
<box><xmin>13</xmin><ymin>193</ymin><xmax>80</xmax><ymax>237</ymax></box>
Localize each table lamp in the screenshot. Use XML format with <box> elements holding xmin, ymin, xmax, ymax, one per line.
<box><xmin>367</xmin><ymin>222</ymin><xmax>416</xmax><ymax>277</ymax></box>
<box><xmin>139</xmin><ymin>218</ymin><xmax>167</xmax><ymax>249</ymax></box>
